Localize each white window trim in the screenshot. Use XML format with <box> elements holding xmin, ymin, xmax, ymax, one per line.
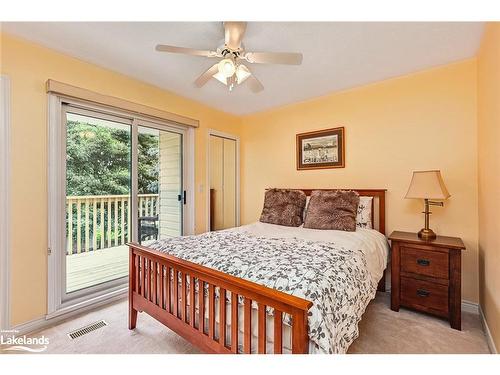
<box><xmin>206</xmin><ymin>129</ymin><xmax>240</xmax><ymax>232</ymax></box>
<box><xmin>0</xmin><ymin>75</ymin><xmax>11</xmax><ymax>330</ymax></box>
<box><xmin>47</xmin><ymin>94</ymin><xmax>195</xmax><ymax>318</ymax></box>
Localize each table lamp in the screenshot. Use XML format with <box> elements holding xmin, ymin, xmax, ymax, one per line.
<box><xmin>405</xmin><ymin>170</ymin><xmax>450</xmax><ymax>240</ymax></box>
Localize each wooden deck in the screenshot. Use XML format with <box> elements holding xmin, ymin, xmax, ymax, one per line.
<box><xmin>66</xmin><ymin>245</ymin><xmax>129</xmax><ymax>293</ymax></box>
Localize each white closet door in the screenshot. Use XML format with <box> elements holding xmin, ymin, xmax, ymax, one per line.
<box><xmin>209</xmin><ymin>135</ymin><xmax>237</xmax><ymax>231</ymax></box>
<box><xmin>209</xmin><ymin>135</ymin><xmax>224</xmax><ymax>230</ymax></box>
<box><xmin>222</xmin><ymin>138</ymin><xmax>236</xmax><ymax>229</ymax></box>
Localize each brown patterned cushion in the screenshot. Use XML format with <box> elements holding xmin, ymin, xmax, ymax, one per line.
<box><xmin>259</xmin><ymin>189</ymin><xmax>307</xmax><ymax>227</ymax></box>
<box><xmin>303</xmin><ymin>190</ymin><xmax>360</xmax><ymax>231</ymax></box>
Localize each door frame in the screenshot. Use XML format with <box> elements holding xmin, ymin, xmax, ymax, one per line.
<box><xmin>47</xmin><ymin>94</ymin><xmax>194</xmax><ymax>318</ymax></box>
<box><xmin>206</xmin><ymin>129</ymin><xmax>240</xmax><ymax>232</ymax></box>
<box><xmin>0</xmin><ymin>75</ymin><xmax>11</xmax><ymax>330</ymax></box>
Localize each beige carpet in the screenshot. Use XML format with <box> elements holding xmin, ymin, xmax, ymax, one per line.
<box><xmin>27</xmin><ymin>292</ymin><xmax>490</xmax><ymax>354</ymax></box>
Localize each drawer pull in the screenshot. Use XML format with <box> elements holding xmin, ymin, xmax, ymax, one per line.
<box><xmin>417</xmin><ymin>259</ymin><xmax>430</xmax><ymax>266</ymax></box>
<box><xmin>416</xmin><ymin>289</ymin><xmax>430</xmax><ymax>297</ymax></box>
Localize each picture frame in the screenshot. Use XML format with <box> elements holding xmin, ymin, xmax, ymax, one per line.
<box><xmin>296</xmin><ymin>126</ymin><xmax>345</xmax><ymax>170</ymax></box>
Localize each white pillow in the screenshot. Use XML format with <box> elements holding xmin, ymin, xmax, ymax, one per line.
<box><xmin>356</xmin><ymin>196</ymin><xmax>373</xmax><ymax>229</ymax></box>
<box><xmin>303</xmin><ymin>196</ymin><xmax>311</xmax><ymax>221</ymax></box>
<box><xmin>303</xmin><ymin>194</ymin><xmax>373</xmax><ymax>229</ymax></box>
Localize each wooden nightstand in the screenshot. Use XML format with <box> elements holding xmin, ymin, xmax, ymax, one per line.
<box><xmin>389</xmin><ymin>231</ymin><xmax>466</xmax><ymax>330</ymax></box>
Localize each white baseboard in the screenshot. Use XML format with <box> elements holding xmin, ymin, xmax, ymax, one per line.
<box><xmin>8</xmin><ymin>316</ymin><xmax>48</xmax><ymax>336</ymax></box>
<box><xmin>10</xmin><ymin>294</ymin><xmax>127</xmax><ymax>336</ymax></box>
<box><xmin>461</xmin><ymin>300</ymin><xmax>479</xmax><ymax>315</ymax></box>
<box><xmin>479</xmin><ymin>304</ymin><xmax>498</xmax><ymax>354</ymax></box>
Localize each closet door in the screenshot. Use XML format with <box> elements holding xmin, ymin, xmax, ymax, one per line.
<box><xmin>209</xmin><ymin>135</ymin><xmax>237</xmax><ymax>231</ymax></box>
<box><xmin>209</xmin><ymin>135</ymin><xmax>224</xmax><ymax>230</ymax></box>
<box><xmin>222</xmin><ymin>138</ymin><xmax>236</xmax><ymax>229</ymax></box>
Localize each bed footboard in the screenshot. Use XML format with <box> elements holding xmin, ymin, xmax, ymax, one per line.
<box><xmin>128</xmin><ymin>243</ymin><xmax>313</xmax><ymax>354</ymax></box>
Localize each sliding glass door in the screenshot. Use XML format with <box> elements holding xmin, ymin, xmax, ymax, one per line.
<box><xmin>64</xmin><ymin>108</ymin><xmax>132</xmax><ymax>294</ymax></box>
<box><xmin>62</xmin><ymin>104</ymin><xmax>185</xmax><ymax>300</ymax></box>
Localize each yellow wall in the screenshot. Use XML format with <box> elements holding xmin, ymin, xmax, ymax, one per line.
<box><xmin>240</xmin><ymin>60</ymin><xmax>479</xmax><ymax>303</ymax></box>
<box><xmin>0</xmin><ymin>33</ymin><xmax>241</xmax><ymax>326</ymax></box>
<box><xmin>477</xmin><ymin>22</ymin><xmax>500</xmax><ymax>351</ymax></box>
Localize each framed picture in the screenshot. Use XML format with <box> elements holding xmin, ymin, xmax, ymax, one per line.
<box><xmin>296</xmin><ymin>127</ymin><xmax>345</xmax><ymax>170</ymax></box>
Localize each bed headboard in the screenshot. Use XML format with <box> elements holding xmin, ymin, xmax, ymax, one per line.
<box><xmin>297</xmin><ymin>189</ymin><xmax>386</xmax><ymax>235</ymax></box>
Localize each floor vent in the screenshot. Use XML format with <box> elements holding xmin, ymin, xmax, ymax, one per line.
<box><xmin>68</xmin><ymin>320</ymin><xmax>108</xmax><ymax>339</ymax></box>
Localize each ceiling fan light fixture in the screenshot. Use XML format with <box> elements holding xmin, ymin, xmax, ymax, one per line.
<box><xmin>235</xmin><ymin>64</ymin><xmax>251</xmax><ymax>84</ymax></box>
<box><xmin>157</xmin><ymin>22</ymin><xmax>302</xmax><ymax>92</ymax></box>
<box><xmin>217</xmin><ymin>58</ymin><xmax>236</xmax><ymax>78</ymax></box>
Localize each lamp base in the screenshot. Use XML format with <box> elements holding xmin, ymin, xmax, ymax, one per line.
<box><xmin>418</xmin><ymin>228</ymin><xmax>437</xmax><ymax>240</ymax></box>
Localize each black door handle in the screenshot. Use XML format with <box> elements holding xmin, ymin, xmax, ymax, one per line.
<box><xmin>177</xmin><ymin>191</ymin><xmax>187</xmax><ymax>204</ymax></box>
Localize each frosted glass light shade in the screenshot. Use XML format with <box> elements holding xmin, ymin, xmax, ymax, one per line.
<box><xmin>405</xmin><ymin>170</ymin><xmax>450</xmax><ymax>200</ymax></box>
<box><xmin>213</xmin><ymin>71</ymin><xmax>228</xmax><ymax>85</ymax></box>
<box><xmin>217</xmin><ymin>58</ymin><xmax>236</xmax><ymax>78</ymax></box>
<box><xmin>236</xmin><ymin>65</ymin><xmax>251</xmax><ymax>84</ymax></box>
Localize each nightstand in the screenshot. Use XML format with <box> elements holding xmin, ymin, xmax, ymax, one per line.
<box><xmin>389</xmin><ymin>231</ymin><xmax>466</xmax><ymax>330</ymax></box>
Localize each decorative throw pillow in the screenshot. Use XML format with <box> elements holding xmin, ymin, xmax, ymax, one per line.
<box><xmin>356</xmin><ymin>196</ymin><xmax>373</xmax><ymax>229</ymax></box>
<box><xmin>304</xmin><ymin>190</ymin><xmax>360</xmax><ymax>231</ymax></box>
<box><xmin>259</xmin><ymin>189</ymin><xmax>307</xmax><ymax>227</ymax></box>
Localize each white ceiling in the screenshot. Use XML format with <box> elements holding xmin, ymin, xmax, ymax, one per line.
<box><xmin>2</xmin><ymin>22</ymin><xmax>484</xmax><ymax>115</ymax></box>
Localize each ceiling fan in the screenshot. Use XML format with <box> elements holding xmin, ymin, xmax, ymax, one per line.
<box><xmin>155</xmin><ymin>22</ymin><xmax>303</xmax><ymax>93</ymax></box>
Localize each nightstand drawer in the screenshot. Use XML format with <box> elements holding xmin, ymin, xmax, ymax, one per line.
<box><xmin>401</xmin><ymin>246</ymin><xmax>449</xmax><ymax>279</ymax></box>
<box><xmin>400</xmin><ymin>277</ymin><xmax>449</xmax><ymax>316</ymax></box>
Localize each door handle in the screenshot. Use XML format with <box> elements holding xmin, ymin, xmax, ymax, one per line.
<box><xmin>177</xmin><ymin>191</ymin><xmax>187</xmax><ymax>204</ymax></box>
<box><xmin>177</xmin><ymin>190</ymin><xmax>187</xmax><ymax>204</ymax></box>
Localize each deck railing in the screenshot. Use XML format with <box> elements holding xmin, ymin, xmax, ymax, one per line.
<box><xmin>66</xmin><ymin>194</ymin><xmax>158</xmax><ymax>255</ymax></box>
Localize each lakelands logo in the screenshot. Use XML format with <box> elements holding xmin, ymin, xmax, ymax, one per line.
<box><xmin>0</xmin><ymin>330</ymin><xmax>49</xmax><ymax>353</ymax></box>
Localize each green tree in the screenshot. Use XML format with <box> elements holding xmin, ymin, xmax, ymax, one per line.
<box><xmin>138</xmin><ymin>132</ymin><xmax>159</xmax><ymax>194</ymax></box>
<box><xmin>66</xmin><ymin>120</ymin><xmax>159</xmax><ymax>196</ymax></box>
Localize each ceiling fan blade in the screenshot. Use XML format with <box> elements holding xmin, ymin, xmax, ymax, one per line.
<box><xmin>156</xmin><ymin>44</ymin><xmax>218</xmax><ymax>58</ymax></box>
<box><xmin>244</xmin><ymin>51</ymin><xmax>303</xmax><ymax>65</ymax></box>
<box><xmin>246</xmin><ymin>72</ymin><xmax>264</xmax><ymax>93</ymax></box>
<box><xmin>194</xmin><ymin>63</ymin><xmax>220</xmax><ymax>87</ymax></box>
<box><xmin>224</xmin><ymin>22</ymin><xmax>247</xmax><ymax>50</ymax></box>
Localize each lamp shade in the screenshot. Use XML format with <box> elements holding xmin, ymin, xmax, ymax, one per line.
<box><xmin>405</xmin><ymin>170</ymin><xmax>450</xmax><ymax>200</ymax></box>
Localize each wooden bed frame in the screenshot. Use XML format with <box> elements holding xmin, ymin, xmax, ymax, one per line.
<box><xmin>128</xmin><ymin>189</ymin><xmax>386</xmax><ymax>354</ymax></box>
